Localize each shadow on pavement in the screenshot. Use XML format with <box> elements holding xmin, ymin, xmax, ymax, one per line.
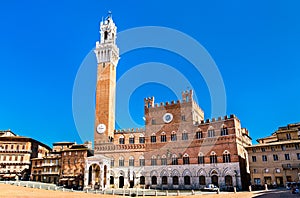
<box><xmin>253</xmin><ymin>189</ymin><xmax>299</xmax><ymax>198</ymax></box>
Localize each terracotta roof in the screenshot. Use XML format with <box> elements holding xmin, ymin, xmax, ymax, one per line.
<box><xmin>246</xmin><ymin>139</ymin><xmax>300</xmax><ymax>148</ymax></box>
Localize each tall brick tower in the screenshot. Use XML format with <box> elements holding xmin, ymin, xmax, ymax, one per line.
<box><xmin>94</xmin><ymin>13</ymin><xmax>119</xmax><ymax>147</ymax></box>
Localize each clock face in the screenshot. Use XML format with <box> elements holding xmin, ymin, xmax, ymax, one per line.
<box><xmin>163</xmin><ymin>113</ymin><xmax>173</xmax><ymax>123</ymax></box>
<box><xmin>97</xmin><ymin>124</ymin><xmax>106</xmax><ymax>134</ymax></box>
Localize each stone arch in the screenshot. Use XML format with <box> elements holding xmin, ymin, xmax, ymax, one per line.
<box><xmin>223</xmin><ymin>167</ymin><xmax>235</xmax><ymax>177</ymax></box>
<box><xmin>110</xmin><ymin>170</ymin><xmax>115</xmax><ymax>177</ymax></box>
<box><xmin>223</xmin><ymin>150</ymin><xmax>230</xmax><ymax>154</ymax></box>
<box><xmin>139</xmin><ymin>155</ymin><xmax>144</xmax><ymax>159</ymax></box>
<box><xmin>87</xmin><ymin>163</ymin><xmax>101</xmax><ymax>186</ymax></box>
<box><xmin>150</xmin><ymin>170</ymin><xmax>158</xmax><ymax>177</ymax></box>
<box><xmin>197</xmin><ymin>168</ymin><xmax>207</xmax><ymax>176</ymax></box>
<box><xmin>210</xmin><ymin>151</ymin><xmax>216</xmax><ymax>155</ymax></box>
<box><xmin>183</xmin><ymin>153</ymin><xmax>189</xmax><ymax>157</ymax></box>
<box><xmin>182</xmin><ymin>169</ymin><xmax>192</xmax><ymax>177</ymax></box>
<box><xmin>129</xmin><ymin>134</ymin><xmax>134</xmax><ymax>138</ymax></box>
<box><xmin>171</xmin><ymin>169</ymin><xmax>180</xmax><ymax>176</ymax></box>
<box><xmin>209</xmin><ymin>169</ymin><xmax>219</xmax><ymax>176</ymax></box>
<box><xmin>160</xmin><ymin>169</ymin><xmax>168</xmax><ymax>176</ymax></box>
<box><xmin>118</xmin><ymin>170</ymin><xmax>125</xmax><ymax>177</ymax></box>
<box><xmin>161</xmin><ymin>131</ymin><xmax>166</xmax><ymax>135</ymax></box>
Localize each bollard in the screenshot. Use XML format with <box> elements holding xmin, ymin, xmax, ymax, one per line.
<box><xmin>136</xmin><ymin>188</ymin><xmax>139</xmax><ymax>196</ymax></box>
<box><xmin>249</xmin><ymin>185</ymin><xmax>252</xmax><ymax>192</ymax></box>
<box><xmin>217</xmin><ymin>188</ymin><xmax>220</xmax><ymax>194</ymax></box>
<box><xmin>63</xmin><ymin>188</ymin><xmax>65</xmax><ymax>192</ymax></box>
<box><xmin>26</xmin><ymin>183</ymin><xmax>28</xmax><ymax>188</ymax></box>
<box><xmin>155</xmin><ymin>190</ymin><xmax>157</xmax><ymax>196</ymax></box>
<box><xmin>177</xmin><ymin>190</ymin><xmax>180</xmax><ymax>196</ymax></box>
<box><xmin>95</xmin><ymin>190</ymin><xmax>97</xmax><ymax>194</ymax></box>
<box><xmin>39</xmin><ymin>185</ymin><xmax>42</xmax><ymax>189</ymax></box>
<box><xmin>48</xmin><ymin>186</ymin><xmax>50</xmax><ymax>190</ymax></box>
<box><xmin>85</xmin><ymin>188</ymin><xmax>88</xmax><ymax>193</ymax></box>
<box><xmin>129</xmin><ymin>189</ymin><xmax>131</xmax><ymax>196</ymax></box>
<box><xmin>234</xmin><ymin>187</ymin><xmax>236</xmax><ymax>193</ymax></box>
<box><xmin>192</xmin><ymin>189</ymin><xmax>195</xmax><ymax>195</ymax></box>
<box><xmin>112</xmin><ymin>189</ymin><xmax>115</xmax><ymax>195</ymax></box>
<box><xmin>143</xmin><ymin>190</ymin><xmax>145</xmax><ymax>197</ymax></box>
<box><xmin>104</xmin><ymin>189</ymin><xmax>106</xmax><ymax>194</ymax></box>
<box><xmin>123</xmin><ymin>189</ymin><xmax>125</xmax><ymax>196</ymax></box>
<box><xmin>166</xmin><ymin>190</ymin><xmax>168</xmax><ymax>196</ymax></box>
<box><xmin>264</xmin><ymin>184</ymin><xmax>268</xmax><ymax>191</ymax></box>
<box><xmin>55</xmin><ymin>186</ymin><xmax>57</xmax><ymax>191</ymax></box>
<box><xmin>32</xmin><ymin>184</ymin><xmax>35</xmax><ymax>188</ymax></box>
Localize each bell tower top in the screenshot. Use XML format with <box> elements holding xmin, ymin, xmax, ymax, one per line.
<box><xmin>100</xmin><ymin>12</ymin><xmax>116</xmax><ymax>44</ymax></box>
<box><xmin>95</xmin><ymin>11</ymin><xmax>119</xmax><ymax>66</ymax></box>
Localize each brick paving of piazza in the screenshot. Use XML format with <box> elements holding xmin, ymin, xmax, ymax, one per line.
<box><xmin>0</xmin><ymin>183</ymin><xmax>299</xmax><ymax>198</ymax></box>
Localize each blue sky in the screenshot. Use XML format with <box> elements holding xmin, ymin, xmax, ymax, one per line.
<box><xmin>0</xmin><ymin>1</ymin><xmax>299</xmax><ymax>147</ymax></box>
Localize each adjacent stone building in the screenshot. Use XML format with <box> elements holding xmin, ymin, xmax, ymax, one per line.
<box><xmin>60</xmin><ymin>142</ymin><xmax>93</xmax><ymax>189</ymax></box>
<box><xmin>31</xmin><ymin>141</ymin><xmax>93</xmax><ymax>189</ymax></box>
<box><xmin>246</xmin><ymin>123</ymin><xmax>300</xmax><ymax>187</ymax></box>
<box><xmin>86</xmin><ymin>14</ymin><xmax>252</xmax><ymax>191</ymax></box>
<box><xmin>0</xmin><ymin>130</ymin><xmax>51</xmax><ymax>180</ymax></box>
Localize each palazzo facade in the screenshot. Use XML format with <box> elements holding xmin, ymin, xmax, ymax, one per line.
<box><xmin>85</xmin><ymin>13</ymin><xmax>252</xmax><ymax>190</ymax></box>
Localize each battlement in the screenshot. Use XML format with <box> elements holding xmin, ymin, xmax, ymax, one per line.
<box><xmin>197</xmin><ymin>114</ymin><xmax>237</xmax><ymax>125</ymax></box>
<box><xmin>114</xmin><ymin>128</ymin><xmax>145</xmax><ymax>133</ymax></box>
<box><xmin>144</xmin><ymin>90</ymin><xmax>195</xmax><ymax>109</ymax></box>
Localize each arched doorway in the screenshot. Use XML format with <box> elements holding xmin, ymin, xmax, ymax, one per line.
<box><xmin>94</xmin><ymin>165</ymin><xmax>100</xmax><ymax>185</ymax></box>
<box><xmin>211</xmin><ymin>175</ymin><xmax>218</xmax><ymax>186</ymax></box>
<box><xmin>110</xmin><ymin>176</ymin><xmax>114</xmax><ymax>185</ymax></box>
<box><xmin>199</xmin><ymin>176</ymin><xmax>206</xmax><ymax>185</ymax></box>
<box><xmin>225</xmin><ymin>175</ymin><xmax>233</xmax><ymax>186</ymax></box>
<box><xmin>184</xmin><ymin>176</ymin><xmax>191</xmax><ymax>185</ymax></box>
<box><xmin>119</xmin><ymin>176</ymin><xmax>124</xmax><ymax>188</ymax></box>
<box><xmin>140</xmin><ymin>176</ymin><xmax>145</xmax><ymax>185</ymax></box>
<box><xmin>162</xmin><ymin>176</ymin><xmax>168</xmax><ymax>185</ymax></box>
<box><xmin>151</xmin><ymin>176</ymin><xmax>157</xmax><ymax>185</ymax></box>
<box><xmin>88</xmin><ymin>164</ymin><xmax>101</xmax><ymax>187</ymax></box>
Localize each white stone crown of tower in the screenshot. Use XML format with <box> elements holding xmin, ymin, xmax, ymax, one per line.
<box><xmin>94</xmin><ymin>14</ymin><xmax>119</xmax><ymax>66</ymax></box>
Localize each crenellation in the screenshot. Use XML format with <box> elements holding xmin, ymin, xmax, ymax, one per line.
<box><xmin>88</xmin><ymin>15</ymin><xmax>252</xmax><ymax>191</ymax></box>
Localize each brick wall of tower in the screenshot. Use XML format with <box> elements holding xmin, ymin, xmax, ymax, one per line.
<box><xmin>94</xmin><ymin>62</ymin><xmax>116</xmax><ymax>146</ymax></box>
